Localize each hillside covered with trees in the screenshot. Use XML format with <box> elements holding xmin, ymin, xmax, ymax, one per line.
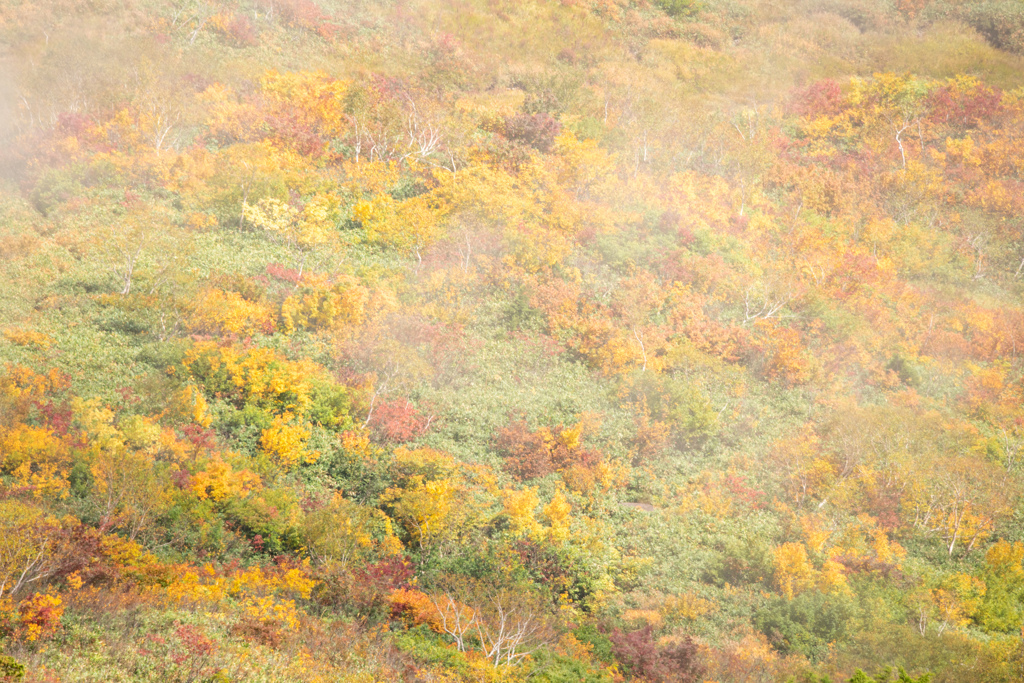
<box><xmin>3</xmin><ymin>0</ymin><xmax>1024</xmax><ymax>681</ymax></box>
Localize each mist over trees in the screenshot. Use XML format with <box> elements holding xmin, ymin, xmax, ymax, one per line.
<box><xmin>2</xmin><ymin>1</ymin><xmax>1024</xmax><ymax>681</ymax></box>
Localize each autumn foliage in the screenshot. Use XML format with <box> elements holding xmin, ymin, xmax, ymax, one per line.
<box><xmin>3</xmin><ymin>0</ymin><xmax>1024</xmax><ymax>681</ymax></box>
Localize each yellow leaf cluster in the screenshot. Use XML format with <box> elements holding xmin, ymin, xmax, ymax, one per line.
<box><xmin>71</xmin><ymin>397</ymin><xmax>123</xmax><ymax>453</ymax></box>
<box><xmin>302</xmin><ymin>494</ymin><xmax>401</xmax><ymax>567</ymax></box>
<box><xmin>244</xmin><ymin>194</ymin><xmax>340</xmax><ymax>249</ymax></box>
<box><xmin>541</xmin><ymin>489</ymin><xmax>572</xmax><ymax>544</ymax></box>
<box><xmin>381</xmin><ymin>476</ymin><xmax>459</xmax><ymax>548</ymax></box>
<box><xmin>280</xmin><ymin>279</ymin><xmax>368</xmax><ymax>334</ymax></box>
<box><xmin>772</xmin><ymin>542</ymin><xmax>817</xmax><ymax>600</ymax></box>
<box><xmin>165</xmin><ymin>562</ymin><xmax>315</xmax><ymax>607</ymax></box>
<box><xmin>243</xmin><ymin>196</ymin><xmax>299</xmax><ymax>234</ymax></box>
<box><xmin>0</xmin><ymin>501</ymin><xmax>64</xmax><ymax>601</ymax></box>
<box><xmin>553</xmin><ymin>130</ymin><xmax>617</xmax><ymax>200</ymax></box>
<box><xmin>260</xmin><ymin>415</ymin><xmax>318</xmax><ymax>469</ymax></box>
<box><xmin>2</xmin><ymin>328</ymin><xmax>54</xmax><ymax>349</ymax></box>
<box><xmin>17</xmin><ymin>592</ymin><xmax>64</xmax><ymax>642</ymax></box>
<box><xmin>240</xmin><ymin>595</ymin><xmax>301</xmax><ymax>631</ymax></box>
<box><xmin>99</xmin><ymin>534</ymin><xmax>161</xmax><ymax>572</ymax></box>
<box><xmin>772</xmin><ymin>541</ymin><xmax>849</xmax><ymax>599</ymax></box>
<box><xmin>0</xmin><ymin>423</ymin><xmax>67</xmax><ymax>479</ymax></box>
<box><xmin>356</xmin><ymin>184</ymin><xmax>449</xmax><ymax>253</ymax></box>
<box><xmin>173</xmin><ymin>384</ymin><xmax>213</xmax><ymax>428</ymax></box>
<box><xmin>200</xmin><ymin>83</ymin><xmax>262</xmax><ymax>144</ymax></box>
<box><xmin>260</xmin><ymin>70</ymin><xmax>350</xmax><ymax>139</ymax></box>
<box><xmin>189</xmin><ymin>288</ymin><xmax>275</xmax><ymax>336</ymax></box>
<box><xmin>183</xmin><ymin>342</ymin><xmax>319</xmax><ymax>416</ymax></box>
<box><xmin>0</xmin><ymin>366</ymin><xmax>66</xmax><ymax>413</ymax></box>
<box><xmin>191</xmin><ymin>456</ymin><xmax>262</xmax><ymax>501</ymax></box>
<box><xmin>0</xmin><ymin>425</ymin><xmax>69</xmax><ymax>498</ymax></box>
<box><xmin>921</xmin><ymin>573</ymin><xmax>987</xmax><ymax>633</ymax></box>
<box><xmin>662</xmin><ymin>592</ymin><xmax>717</xmax><ymax>622</ymax></box>
<box><xmin>118</xmin><ymin>415</ymin><xmax>163</xmax><ymax>453</ymax></box>
<box><xmin>444</xmin><ymin>161</ymin><xmax>579</xmax><ymax>271</ymax></box>
<box><xmin>986</xmin><ymin>540</ymin><xmax>1024</xmax><ymax>582</ymax></box>
<box><xmin>391</xmin><ymin>446</ymin><xmax>459</xmax><ymax>481</ymax></box>
<box><xmin>622</xmin><ymin>609</ymin><xmax>663</xmax><ymax>628</ymax></box>
<box><xmin>501</xmin><ymin>487</ymin><xmax>543</xmax><ymax>539</ymax></box>
<box><xmin>341</xmin><ymin>430</ymin><xmax>379</xmax><ymax>459</ymax></box>
<box><xmin>871</xmin><ymin>527</ymin><xmax>905</xmax><ymax>566</ymax></box>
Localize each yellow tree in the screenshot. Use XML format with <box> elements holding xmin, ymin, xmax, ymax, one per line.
<box><xmin>772</xmin><ymin>542</ymin><xmax>816</xmax><ymax>600</ymax></box>
<box><xmin>906</xmin><ymin>454</ymin><xmax>1012</xmax><ymax>556</ymax></box>
<box><xmin>243</xmin><ymin>192</ymin><xmax>342</xmax><ymax>275</ymax></box>
<box><xmin>259</xmin><ymin>70</ymin><xmax>351</xmax><ymax>142</ymax></box>
<box><xmin>260</xmin><ymin>415</ymin><xmax>318</xmax><ymax>470</ymax></box>
<box><xmin>0</xmin><ymin>500</ymin><xmax>66</xmax><ymax>601</ymax></box>
<box><xmin>501</xmin><ymin>487</ymin><xmax>544</xmax><ymax>539</ymax></box>
<box><xmin>770</xmin><ymin>425</ymin><xmax>835</xmax><ymax>509</ymax></box>
<box><xmin>98</xmin><ymin>202</ymin><xmax>182</xmax><ymax>296</ymax></box>
<box><xmin>301</xmin><ymin>494</ymin><xmax>400</xmax><ymax>568</ymax></box>
<box><xmin>0</xmin><ymin>425</ymin><xmax>71</xmax><ymax>499</ymax></box>
<box><xmin>380</xmin><ymin>475</ymin><xmax>460</xmax><ymax>550</ymax></box>
<box><xmin>190</xmin><ymin>455</ymin><xmax>262</xmax><ymax>502</ymax></box>
<box><xmin>913</xmin><ymin>573</ymin><xmax>987</xmax><ymax>636</ymax></box>
<box><xmin>542</xmin><ymin>488</ymin><xmax>572</xmax><ymax>544</ymax></box>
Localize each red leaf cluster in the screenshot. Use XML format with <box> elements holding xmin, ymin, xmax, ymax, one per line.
<box><xmin>368</xmin><ymin>398</ymin><xmax>431</xmax><ymax>444</ymax></box>
<box><xmin>609</xmin><ymin>625</ymin><xmax>705</xmax><ymax>683</ymax></box>
<box><xmin>493</xmin><ymin>419</ymin><xmax>601</xmax><ymax>482</ymax></box>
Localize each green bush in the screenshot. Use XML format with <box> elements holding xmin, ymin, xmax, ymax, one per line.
<box><xmin>527</xmin><ymin>647</ymin><xmax>613</xmax><ymax>682</ymax></box>
<box><xmin>754</xmin><ymin>591</ymin><xmax>856</xmax><ymax>660</ymax></box>
<box><xmin>965</xmin><ymin>2</ymin><xmax>1024</xmax><ymax>53</ymax></box>
<box><xmin>655</xmin><ymin>0</ymin><xmax>703</xmax><ymax>19</ymax></box>
<box><xmin>220</xmin><ymin>489</ymin><xmax>303</xmax><ymax>555</ymax></box>
<box><xmin>704</xmin><ymin>535</ymin><xmax>773</xmax><ymax>587</ymax></box>
<box><xmin>0</xmin><ymin>655</ymin><xmax>25</xmax><ymax>681</ymax></box>
<box><xmin>393</xmin><ymin>625</ymin><xmax>471</xmax><ymax>676</ymax></box>
<box><xmin>307</xmin><ymin>381</ymin><xmax>353</xmax><ymax>430</ymax></box>
<box><xmin>886</xmin><ymin>353</ymin><xmax>922</xmax><ymax>387</ymax></box>
<box><xmin>926</xmin><ymin>1</ymin><xmax>1024</xmax><ymax>54</ymax></box>
<box><xmin>849</xmin><ymin>667</ymin><xmax>932</xmax><ymax>683</ymax></box>
<box><xmin>30</xmin><ymin>166</ymin><xmax>85</xmax><ymax>216</ymax></box>
<box><xmin>573</xmin><ymin>624</ymin><xmax>615</xmax><ymax>665</ymax></box>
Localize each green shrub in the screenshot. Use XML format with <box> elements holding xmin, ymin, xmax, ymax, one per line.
<box><xmin>926</xmin><ymin>1</ymin><xmax>1024</xmax><ymax>54</ymax></box>
<box><xmin>704</xmin><ymin>535</ymin><xmax>773</xmax><ymax>587</ymax></box>
<box><xmin>573</xmin><ymin>624</ymin><xmax>615</xmax><ymax>665</ymax></box>
<box><xmin>848</xmin><ymin>667</ymin><xmax>932</xmax><ymax>683</ymax></box>
<box><xmin>220</xmin><ymin>489</ymin><xmax>303</xmax><ymax>555</ymax></box>
<box><xmin>754</xmin><ymin>591</ymin><xmax>856</xmax><ymax>661</ymax></box>
<box><xmin>393</xmin><ymin>625</ymin><xmax>471</xmax><ymax>675</ymax></box>
<box><xmin>655</xmin><ymin>0</ymin><xmax>703</xmax><ymax>19</ymax></box>
<box><xmin>960</xmin><ymin>2</ymin><xmax>1024</xmax><ymax>54</ymax></box>
<box><xmin>0</xmin><ymin>655</ymin><xmax>25</xmax><ymax>681</ymax></box>
<box><xmin>527</xmin><ymin>647</ymin><xmax>613</xmax><ymax>682</ymax></box>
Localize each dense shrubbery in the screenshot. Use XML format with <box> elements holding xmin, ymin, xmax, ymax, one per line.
<box><xmin>926</xmin><ymin>1</ymin><xmax>1024</xmax><ymax>54</ymax></box>
<box><xmin>2</xmin><ymin>0</ymin><xmax>1024</xmax><ymax>681</ymax></box>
